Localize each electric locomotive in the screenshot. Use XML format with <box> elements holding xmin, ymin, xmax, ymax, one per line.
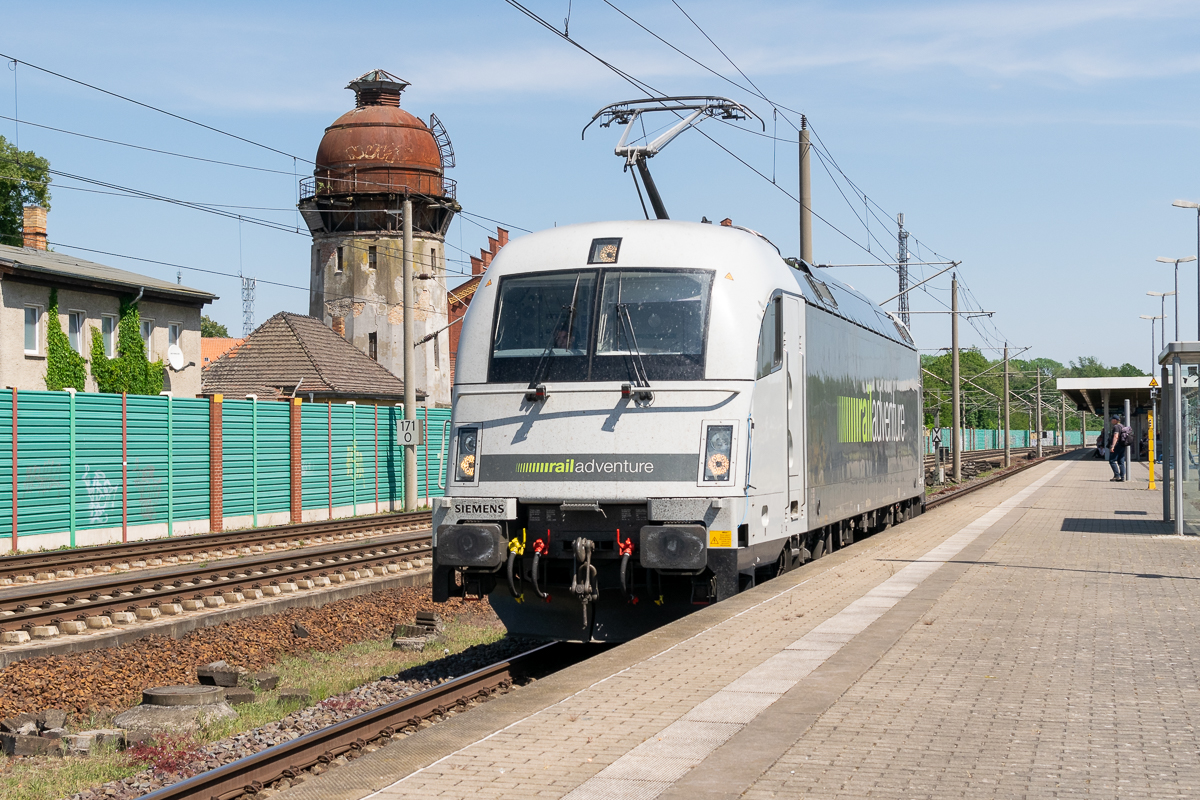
<box><xmin>431</xmin><ymin>219</ymin><xmax>923</xmax><ymax>641</ymax></box>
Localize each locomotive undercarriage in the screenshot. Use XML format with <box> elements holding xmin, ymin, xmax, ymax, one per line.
<box><xmin>433</xmin><ymin>496</ymin><xmax>924</xmax><ymax>642</ymax></box>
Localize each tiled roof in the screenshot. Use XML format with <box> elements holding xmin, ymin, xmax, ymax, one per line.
<box><xmin>201</xmin><ymin>312</ymin><xmax>423</xmax><ymax>400</ymax></box>
<box><xmin>0</xmin><ymin>244</ymin><xmax>217</xmax><ymax>304</ymax></box>
<box><xmin>201</xmin><ymin>337</ymin><xmax>245</xmax><ymax>368</ymax></box>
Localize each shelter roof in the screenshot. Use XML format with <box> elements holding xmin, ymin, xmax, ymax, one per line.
<box><xmin>201</xmin><ymin>312</ymin><xmax>424</xmax><ymax>401</ymax></box>
<box><xmin>448</xmin><ymin>276</ymin><xmax>481</xmax><ymax>308</ymax></box>
<box><xmin>0</xmin><ymin>244</ymin><xmax>216</xmax><ymax>305</ymax></box>
<box><xmin>1056</xmin><ymin>376</ymin><xmax>1157</xmax><ymax>415</ymax></box>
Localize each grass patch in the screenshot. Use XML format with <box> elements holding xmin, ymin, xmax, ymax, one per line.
<box><xmin>0</xmin><ymin>611</ymin><xmax>504</xmax><ymax>800</ymax></box>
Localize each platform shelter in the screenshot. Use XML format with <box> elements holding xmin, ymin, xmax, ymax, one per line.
<box><xmin>1056</xmin><ymin>375</ymin><xmax>1157</xmax><ymax>462</ymax></box>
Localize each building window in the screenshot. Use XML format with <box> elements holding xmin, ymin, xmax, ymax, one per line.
<box><xmin>169</xmin><ymin>322</ymin><xmax>181</xmax><ymax>348</ymax></box>
<box><xmin>140</xmin><ymin>319</ymin><xmax>154</xmax><ymax>354</ymax></box>
<box><xmin>336</xmin><ymin>247</ymin><xmax>344</xmax><ymax>273</ymax></box>
<box><xmin>101</xmin><ymin>314</ymin><xmax>118</xmax><ymax>358</ymax></box>
<box><xmin>368</xmin><ymin>331</ymin><xmax>378</xmax><ymax>361</ymax></box>
<box><xmin>68</xmin><ymin>311</ymin><xmax>85</xmax><ymax>354</ymax></box>
<box><xmin>430</xmin><ymin>247</ymin><xmax>437</xmax><ymax>271</ymax></box>
<box><xmin>433</xmin><ymin>333</ymin><xmax>440</xmax><ymax>369</ymax></box>
<box><xmin>368</xmin><ymin>245</ymin><xmax>377</xmax><ymax>270</ymax></box>
<box><xmin>24</xmin><ymin>305</ymin><xmax>41</xmax><ymax>354</ymax></box>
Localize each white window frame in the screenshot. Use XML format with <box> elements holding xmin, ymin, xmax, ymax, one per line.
<box><xmin>24</xmin><ymin>304</ymin><xmax>43</xmax><ymax>355</ymax></box>
<box><xmin>68</xmin><ymin>310</ymin><xmax>86</xmax><ymax>354</ymax></box>
<box><xmin>101</xmin><ymin>314</ymin><xmax>118</xmax><ymax>358</ymax></box>
<box><xmin>168</xmin><ymin>322</ymin><xmax>182</xmax><ymax>349</ymax></box>
<box><xmin>140</xmin><ymin>318</ymin><xmax>155</xmax><ymax>355</ymax></box>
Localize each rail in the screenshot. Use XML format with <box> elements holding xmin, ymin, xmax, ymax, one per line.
<box><xmin>139</xmin><ymin>643</ymin><xmax>573</xmax><ymax>800</ymax></box>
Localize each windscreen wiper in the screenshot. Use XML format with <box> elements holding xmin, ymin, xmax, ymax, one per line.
<box><xmin>617</xmin><ymin>303</ymin><xmax>653</xmax><ymax>403</ymax></box>
<box><xmin>525</xmin><ymin>274</ymin><xmax>582</xmax><ymax>402</ymax></box>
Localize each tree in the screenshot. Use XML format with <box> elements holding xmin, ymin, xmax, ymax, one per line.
<box><xmin>0</xmin><ymin>135</ymin><xmax>51</xmax><ymax>248</ymax></box>
<box><xmin>201</xmin><ymin>315</ymin><xmax>230</xmax><ymax>338</ymax></box>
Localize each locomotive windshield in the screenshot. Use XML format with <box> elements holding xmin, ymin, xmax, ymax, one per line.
<box><xmin>488</xmin><ymin>268</ymin><xmax>713</xmax><ymax>383</ymax></box>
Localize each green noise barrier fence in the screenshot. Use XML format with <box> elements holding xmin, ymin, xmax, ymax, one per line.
<box><xmin>0</xmin><ymin>389</ymin><xmax>450</xmax><ymax>551</ymax></box>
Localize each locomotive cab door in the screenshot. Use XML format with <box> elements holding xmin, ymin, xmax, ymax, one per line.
<box><xmin>784</xmin><ymin>296</ymin><xmax>804</xmax><ymax>521</ymax></box>
<box><xmin>749</xmin><ymin>293</ymin><xmax>788</xmax><ymax>547</ymax></box>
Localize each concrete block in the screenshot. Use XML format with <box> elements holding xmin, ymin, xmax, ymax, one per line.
<box><xmin>221</xmin><ymin>592</ymin><xmax>245</xmax><ymax>604</ymax></box>
<box><xmin>279</xmin><ymin>582</ymin><xmax>298</xmax><ymax>593</ymax></box>
<box><xmin>60</xmin><ymin>620</ymin><xmax>87</xmax><ymax>634</ymax></box>
<box><xmin>54</xmin><ymin>570</ymin><xmax>75</xmax><ymax>578</ymax></box>
<box><xmin>67</xmin><ymin>729</ymin><xmax>125</xmax><ymax>754</ymax></box>
<box><xmin>2</xmin><ymin>630</ymin><xmax>30</xmax><ymax>644</ymax></box>
<box><xmin>385</xmin><ymin>563</ymin><xmax>400</xmax><ymax>573</ymax></box>
<box><xmin>203</xmin><ymin>596</ymin><xmax>225</xmax><ymax>608</ymax></box>
<box><xmin>95</xmin><ymin>565</ymin><xmax>112</xmax><ymax>573</ymax></box>
<box><xmin>260</xmin><ymin>585</ymin><xmax>282</xmax><ymax>596</ymax></box>
<box><xmin>34</xmin><ymin>572</ymin><xmax>55</xmax><ymax>581</ymax></box>
<box><xmin>159</xmin><ymin>603</ymin><xmax>184</xmax><ymax>616</ymax></box>
<box><xmin>31</xmin><ymin>625</ymin><xmax>59</xmax><ymax>638</ymax></box>
<box><xmin>400</xmin><ymin>562</ymin><xmax>414</xmax><ymax>570</ymax></box>
<box><xmin>14</xmin><ymin>575</ymin><xmax>33</xmax><ymax>583</ymax></box>
<box><xmin>277</xmin><ymin>688</ymin><xmax>311</xmax><ymax>704</ymax></box>
<box><xmin>110</xmin><ymin>612</ymin><xmax>136</xmax><ymax>625</ymax></box>
<box><xmin>86</xmin><ymin>616</ymin><xmax>112</xmax><ymax>629</ymax></box>
<box><xmin>244</xmin><ymin>588</ymin><xmax>263</xmax><ymax>600</ymax></box>
<box><xmin>131</xmin><ymin>560</ymin><xmax>146</xmax><ymax>568</ymax></box>
<box><xmin>181</xmin><ymin>599</ymin><xmax>204</xmax><ymax>611</ymax></box>
<box><xmin>330</xmin><ymin>572</ymin><xmax>347</xmax><ymax>582</ymax></box>
<box><xmin>38</xmin><ymin>709</ymin><xmax>67</xmax><ymax>730</ymax></box>
<box><xmin>312</xmin><ymin>576</ymin><xmax>331</xmax><ymax>587</ymax></box>
<box><xmin>136</xmin><ymin>607</ymin><xmax>161</xmax><ymax>620</ymax></box>
<box><xmin>147</xmin><ymin>558</ymin><xmax>162</xmax><ymax>566</ymax></box>
<box><xmin>41</xmin><ymin>727</ymin><xmax>67</xmax><ymax>739</ymax></box>
<box><xmin>359</xmin><ymin>568</ymin><xmax>376</xmax><ymax>578</ymax></box>
<box><xmin>2</xmin><ymin>733</ymin><xmax>62</xmax><ymax>756</ymax></box>
<box><xmin>294</xmin><ymin>579</ymin><xmax>314</xmax><ymax>590</ymax></box>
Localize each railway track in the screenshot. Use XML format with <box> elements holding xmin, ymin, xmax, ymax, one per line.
<box><xmin>923</xmin><ymin>445</ymin><xmax>1042</xmax><ymax>469</ymax></box>
<box><xmin>0</xmin><ymin>530</ymin><xmax>434</xmax><ymax>634</ymax></box>
<box><xmin>140</xmin><ymin>642</ymin><xmax>578</xmax><ymax>800</ymax></box>
<box><xmin>926</xmin><ymin>447</ymin><xmax>1081</xmax><ymax>510</ymax></box>
<box><xmin>0</xmin><ymin>510</ymin><xmax>432</xmax><ymax>585</ymax></box>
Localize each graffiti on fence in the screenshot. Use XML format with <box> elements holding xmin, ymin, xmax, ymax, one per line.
<box><xmin>346</xmin><ymin>443</ymin><xmax>364</xmax><ymax>482</ymax></box>
<box><xmin>129</xmin><ymin>459</ymin><xmax>164</xmax><ymax>522</ymax></box>
<box><xmin>81</xmin><ymin>466</ymin><xmax>116</xmax><ymax>525</ymax></box>
<box><xmin>22</xmin><ymin>460</ymin><xmax>67</xmax><ymax>495</ymax></box>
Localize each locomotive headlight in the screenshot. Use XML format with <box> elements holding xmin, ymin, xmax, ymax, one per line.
<box><xmin>455</xmin><ymin>427</ymin><xmax>480</xmax><ymax>482</ymax></box>
<box><xmin>703</xmin><ymin>424</ymin><xmax>734</xmax><ymax>481</ymax></box>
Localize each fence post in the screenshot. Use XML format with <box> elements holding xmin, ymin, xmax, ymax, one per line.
<box><xmin>121</xmin><ymin>393</ymin><xmax>128</xmax><ymax>542</ymax></box>
<box><xmin>160</xmin><ymin>391</ymin><xmax>174</xmax><ymax>536</ymax></box>
<box><xmin>327</xmin><ymin>402</ymin><xmax>333</xmax><ymax>520</ymax></box>
<box><xmin>348</xmin><ymin>401</ymin><xmax>357</xmax><ymax>517</ymax></box>
<box><xmin>423</xmin><ymin>405</ymin><xmax>430</xmax><ymax>505</ymax></box>
<box><xmin>10</xmin><ymin>388</ymin><xmax>16</xmax><ymax>552</ymax></box>
<box><xmin>209</xmin><ymin>394</ymin><xmax>223</xmax><ymax>532</ymax></box>
<box><xmin>374</xmin><ymin>405</ymin><xmax>379</xmax><ymax>515</ymax></box>
<box><xmin>65</xmin><ymin>388</ymin><xmax>76</xmax><ymax>547</ymax></box>
<box><xmin>247</xmin><ymin>394</ymin><xmax>258</xmax><ymax>527</ymax></box>
<box><xmin>290</xmin><ymin>398</ymin><xmax>302</xmax><ymax>524</ymax></box>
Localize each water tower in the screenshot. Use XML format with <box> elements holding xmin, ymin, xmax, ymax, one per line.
<box><xmin>298</xmin><ymin>69</ymin><xmax>458</xmax><ymax>406</ymax></box>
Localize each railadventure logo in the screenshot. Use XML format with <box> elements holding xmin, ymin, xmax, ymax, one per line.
<box><xmin>838</xmin><ymin>386</ymin><xmax>906</xmax><ymax>444</ymax></box>
<box><xmin>517</xmin><ymin>458</ymin><xmax>654</xmax><ymax>475</ymax></box>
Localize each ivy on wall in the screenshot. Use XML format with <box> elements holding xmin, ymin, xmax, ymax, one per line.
<box><xmin>89</xmin><ymin>298</ymin><xmax>164</xmax><ymax>395</ymax></box>
<box><xmin>45</xmin><ymin>287</ymin><xmax>87</xmax><ymax>392</ymax></box>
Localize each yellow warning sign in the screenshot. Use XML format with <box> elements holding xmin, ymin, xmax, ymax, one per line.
<box><xmin>709</xmin><ymin>530</ymin><xmax>732</xmax><ymax>548</ymax></box>
<box><xmin>1150</xmin><ymin>377</ymin><xmax>1159</xmax><ymax>387</ymax></box>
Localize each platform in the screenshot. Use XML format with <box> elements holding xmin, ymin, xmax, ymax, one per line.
<box><xmin>281</xmin><ymin>453</ymin><xmax>1200</xmax><ymax>800</ymax></box>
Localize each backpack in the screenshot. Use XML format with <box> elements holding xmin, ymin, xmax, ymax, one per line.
<box><xmin>1119</xmin><ymin>424</ymin><xmax>1133</xmax><ymax>446</ymax></box>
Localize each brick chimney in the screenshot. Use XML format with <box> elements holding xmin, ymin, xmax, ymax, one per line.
<box><xmin>22</xmin><ymin>206</ymin><xmax>47</xmax><ymax>250</ymax></box>
<box><xmin>331</xmin><ymin>316</ymin><xmax>345</xmax><ymax>338</ymax></box>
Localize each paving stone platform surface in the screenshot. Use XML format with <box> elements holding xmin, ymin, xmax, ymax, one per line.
<box><xmin>284</xmin><ymin>454</ymin><xmax>1199</xmax><ymax>800</ymax></box>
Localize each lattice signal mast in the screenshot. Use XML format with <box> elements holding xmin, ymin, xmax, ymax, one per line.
<box><xmin>241</xmin><ymin>275</ymin><xmax>256</xmax><ymax>337</ymax></box>
<box><xmin>897</xmin><ymin>213</ymin><xmax>910</xmax><ymax>328</ymax></box>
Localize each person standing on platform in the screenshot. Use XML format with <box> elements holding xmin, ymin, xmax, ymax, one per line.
<box><xmin>1109</xmin><ymin>415</ymin><xmax>1130</xmax><ymax>482</ymax></box>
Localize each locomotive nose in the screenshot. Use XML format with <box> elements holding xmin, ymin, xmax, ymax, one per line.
<box><xmin>435</xmin><ymin>524</ymin><xmax>506</xmax><ymax>568</ymax></box>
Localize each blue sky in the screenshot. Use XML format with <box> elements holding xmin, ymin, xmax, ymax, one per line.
<box><xmin>2</xmin><ymin>0</ymin><xmax>1198</xmax><ymax>372</ymax></box>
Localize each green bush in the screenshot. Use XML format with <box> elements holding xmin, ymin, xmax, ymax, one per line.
<box><xmin>90</xmin><ymin>298</ymin><xmax>164</xmax><ymax>395</ymax></box>
<box><xmin>44</xmin><ymin>288</ymin><xmax>86</xmax><ymax>391</ymax></box>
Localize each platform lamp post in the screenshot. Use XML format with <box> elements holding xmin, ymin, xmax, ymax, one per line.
<box><xmin>1141</xmin><ymin>314</ymin><xmax>1165</xmax><ymax>375</ymax></box>
<box><xmin>1155</xmin><ymin>257</ymin><xmax>1196</xmax><ymax>342</ymax></box>
<box><xmin>1172</xmin><ymin>199</ymin><xmax>1200</xmax><ymax>338</ymax></box>
<box><xmin>1148</xmin><ymin>291</ymin><xmax>1175</xmax><ymax>352</ymax></box>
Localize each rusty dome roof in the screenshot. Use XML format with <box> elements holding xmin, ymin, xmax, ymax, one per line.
<box><xmin>313</xmin><ymin>70</ymin><xmax>443</xmax><ymax>197</ymax></box>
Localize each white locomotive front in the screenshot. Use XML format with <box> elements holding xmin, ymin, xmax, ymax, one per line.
<box><xmin>432</xmin><ymin>220</ymin><xmax>923</xmax><ymax>641</ymax></box>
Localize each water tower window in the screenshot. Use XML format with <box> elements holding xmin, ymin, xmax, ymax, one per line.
<box><xmin>336</xmin><ymin>247</ymin><xmax>345</xmax><ymax>273</ymax></box>
<box><xmin>368</xmin><ymin>331</ymin><xmax>378</xmax><ymax>361</ymax></box>
<box><xmin>368</xmin><ymin>246</ymin><xmax>377</xmax><ymax>270</ymax></box>
<box><xmin>430</xmin><ymin>247</ymin><xmax>437</xmax><ymax>271</ymax></box>
<box><xmin>434</xmin><ymin>334</ymin><xmax>440</xmax><ymax>369</ymax></box>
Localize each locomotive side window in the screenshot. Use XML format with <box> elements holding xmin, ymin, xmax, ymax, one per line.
<box><xmin>755</xmin><ymin>296</ymin><xmax>782</xmax><ymax>379</ymax></box>
<box><xmin>489</xmin><ymin>270</ymin><xmax>596</xmax><ymax>383</ymax></box>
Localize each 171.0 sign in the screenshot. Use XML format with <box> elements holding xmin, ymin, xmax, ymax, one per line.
<box><xmin>397</xmin><ymin>419</ymin><xmax>424</xmax><ymax>446</ymax></box>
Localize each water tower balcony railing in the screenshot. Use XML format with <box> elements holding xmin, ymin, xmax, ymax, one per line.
<box><xmin>299</xmin><ymin>173</ymin><xmax>456</xmax><ymax>202</ymax></box>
